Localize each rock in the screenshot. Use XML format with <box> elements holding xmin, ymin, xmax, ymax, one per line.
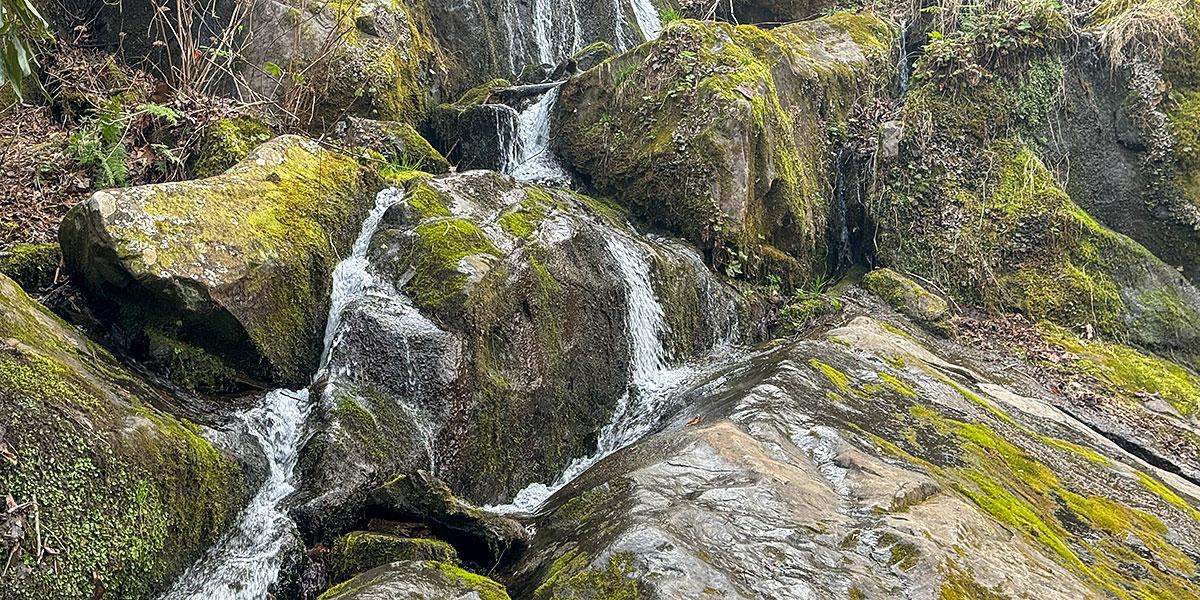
<box><xmin>553</xmin><ymin>14</ymin><xmax>896</xmax><ymax>285</ymax></box>
<box><xmin>292</xmin><ymin>169</ymin><xmax>750</xmax><ymax>536</ymax></box>
<box><xmin>330</xmin><ymin>531</ymin><xmax>458</xmax><ymax>585</ymax></box>
<box><xmin>0</xmin><ymin>243</ymin><xmax>60</xmax><ymax>292</ymax></box>
<box><xmin>59</xmin><ymin>135</ymin><xmax>377</xmax><ymax>387</ymax></box>
<box><xmin>319</xmin><ymin>560</ymin><xmax>511</xmax><ymax>600</ymax></box>
<box><xmin>0</xmin><ymin>273</ymin><xmax>247</xmax><ymax>599</ymax></box>
<box><xmin>362</xmin><ymin>471</ymin><xmax>526</xmax><ymax>568</ymax></box>
<box><xmin>334</xmin><ymin>117</ymin><xmax>450</xmax><ymax>174</ymax></box>
<box><xmin>426</xmin><ymin>80</ymin><xmax>517</xmax><ymax>172</ymax></box>
<box><xmin>509</xmin><ymin>314</ymin><xmax>1200</xmax><ymax>599</ymax></box>
<box><xmin>1041</xmin><ymin>41</ymin><xmax>1200</xmax><ymax>288</ymax></box>
<box><xmin>425</xmin><ymin>0</ymin><xmax>659</xmax><ymax>95</ymax></box>
<box><xmin>863</xmin><ymin>268</ymin><xmax>953</xmax><ymax>336</ymax></box>
<box><xmin>685</xmin><ymin>0</ymin><xmax>836</xmax><ymax>25</ymax></box>
<box><xmin>193</xmin><ymin>116</ymin><xmax>273</xmax><ymax>177</ymax></box>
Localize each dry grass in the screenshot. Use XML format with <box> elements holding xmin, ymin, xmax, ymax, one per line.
<box><xmin>1089</xmin><ymin>0</ymin><xmax>1194</xmax><ymax>66</ymax></box>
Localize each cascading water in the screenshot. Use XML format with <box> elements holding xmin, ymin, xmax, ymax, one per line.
<box><xmin>629</xmin><ymin>0</ymin><xmax>663</xmax><ymax>41</ymax></box>
<box><xmin>508</xmin><ymin>86</ymin><xmax>573</xmax><ymax>184</ymax></box>
<box><xmin>161</xmin><ymin>188</ymin><xmax>406</xmax><ymax>600</ymax></box>
<box><xmin>490</xmin><ymin>229</ymin><xmax>697</xmax><ymax>513</ymax></box>
<box><xmin>897</xmin><ymin>19</ymin><xmax>911</xmax><ymax>97</ymax></box>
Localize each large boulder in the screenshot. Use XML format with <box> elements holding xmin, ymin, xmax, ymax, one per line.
<box><xmin>553</xmin><ymin>13</ymin><xmax>896</xmax><ymax>283</ymax></box>
<box><xmin>0</xmin><ymin>274</ymin><xmax>248</xmax><ymax>598</ymax></box>
<box><xmin>59</xmin><ymin>135</ymin><xmax>377</xmax><ymax>387</ymax></box>
<box><xmin>292</xmin><ymin>169</ymin><xmax>751</xmax><ymax>539</ymax></box>
<box><xmin>509</xmin><ymin>313</ymin><xmax>1200</xmax><ymax>598</ymax></box>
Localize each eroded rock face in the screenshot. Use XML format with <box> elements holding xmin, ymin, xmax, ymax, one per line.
<box><xmin>553</xmin><ymin>14</ymin><xmax>895</xmax><ymax>283</ymax></box>
<box><xmin>59</xmin><ymin>135</ymin><xmax>376</xmax><ymax>387</ymax></box>
<box><xmin>319</xmin><ymin>560</ymin><xmax>511</xmax><ymax>600</ymax></box>
<box><xmin>293</xmin><ymin>169</ymin><xmax>749</xmax><ymax>540</ymax></box>
<box><xmin>510</xmin><ymin>315</ymin><xmax>1200</xmax><ymax>599</ymax></box>
<box><xmin>0</xmin><ymin>274</ymin><xmax>248</xmax><ymax>599</ymax></box>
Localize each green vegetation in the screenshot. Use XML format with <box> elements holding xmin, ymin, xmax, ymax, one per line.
<box><xmin>194</xmin><ymin>116</ymin><xmax>272</xmax><ymax>177</ymax></box>
<box><xmin>0</xmin><ymin>243</ymin><xmax>59</xmax><ymax>291</ymax></box>
<box><xmin>330</xmin><ymin>532</ymin><xmax>457</xmax><ymax>583</ymax></box>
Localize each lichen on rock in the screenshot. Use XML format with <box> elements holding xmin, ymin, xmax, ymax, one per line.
<box><xmin>59</xmin><ymin>135</ymin><xmax>377</xmax><ymax>387</ymax></box>
<box><xmin>0</xmin><ymin>273</ymin><xmax>246</xmax><ymax>599</ymax></box>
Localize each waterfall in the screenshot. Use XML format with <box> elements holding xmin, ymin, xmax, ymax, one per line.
<box><xmin>531</xmin><ymin>0</ymin><xmax>555</xmax><ymax>65</ymax></box>
<box><xmin>629</xmin><ymin>0</ymin><xmax>662</xmax><ymax>41</ymax></box>
<box><xmin>161</xmin><ymin>188</ymin><xmax>406</xmax><ymax>600</ymax></box>
<box><xmin>489</xmin><ymin>229</ymin><xmax>695</xmax><ymax>513</ymax></box>
<box><xmin>508</xmin><ymin>86</ymin><xmax>572</xmax><ymax>184</ymax></box>
<box><xmin>897</xmin><ymin>19</ymin><xmax>911</xmax><ymax>97</ymax></box>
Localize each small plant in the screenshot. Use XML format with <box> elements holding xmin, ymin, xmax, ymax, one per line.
<box><xmin>661</xmin><ymin>8</ymin><xmax>683</xmax><ymax>24</ymax></box>
<box><xmin>0</xmin><ymin>0</ymin><xmax>51</xmax><ymax>99</ymax></box>
<box><xmin>68</xmin><ymin>101</ymin><xmax>184</xmax><ymax>189</ymax></box>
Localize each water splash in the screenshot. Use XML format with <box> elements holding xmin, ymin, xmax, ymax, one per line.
<box><xmin>508</xmin><ymin>86</ymin><xmax>572</xmax><ymax>184</ymax></box>
<box><xmin>489</xmin><ymin>229</ymin><xmax>696</xmax><ymax>513</ymax></box>
<box><xmin>162</xmin><ymin>188</ymin><xmax>406</xmax><ymax>600</ymax></box>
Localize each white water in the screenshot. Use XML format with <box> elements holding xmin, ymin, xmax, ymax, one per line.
<box><xmin>508</xmin><ymin>86</ymin><xmax>573</xmax><ymax>184</ymax></box>
<box><xmin>490</xmin><ymin>230</ymin><xmax>695</xmax><ymax>513</ymax></box>
<box><xmin>629</xmin><ymin>0</ymin><xmax>663</xmax><ymax>41</ymax></box>
<box><xmin>162</xmin><ymin>188</ymin><xmax>406</xmax><ymax>600</ymax></box>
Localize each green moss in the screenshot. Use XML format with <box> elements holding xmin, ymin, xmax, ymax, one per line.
<box><xmin>1137</xmin><ymin>472</ymin><xmax>1200</xmax><ymax>521</ymax></box>
<box><xmin>937</xmin><ymin>569</ymin><xmax>1012</xmax><ymax>600</ymax></box>
<box><xmin>1049</xmin><ymin>331</ymin><xmax>1200</xmax><ymax>415</ymax></box>
<box><xmin>863</xmin><ymin>268</ymin><xmax>953</xmax><ymax>335</ymax></box>
<box><xmin>778</xmin><ymin>292</ymin><xmax>841</xmax><ymax>331</ymax></box>
<box><xmin>0</xmin><ymin>276</ymin><xmax>244</xmax><ymax>599</ymax></box>
<box><xmin>0</xmin><ymin>243</ymin><xmax>60</xmax><ymax>291</ymax></box>
<box><xmin>406</xmin><ymin>180</ymin><xmax>452</xmax><ymax>218</ymax></box>
<box><xmin>451</xmin><ymin>78</ymin><xmax>511</xmax><ymax>107</ymax></box>
<box><xmin>879</xmin><ymin>372</ymin><xmax>917</xmax><ymax>397</ymax></box>
<box><xmin>194</xmin><ymin>116</ymin><xmax>272</xmax><ymax>177</ymax></box>
<box><xmin>403</xmin><ymin>218</ymin><xmax>501</xmax><ymax>312</ymax></box>
<box><xmin>102</xmin><ymin>137</ymin><xmax>372</xmax><ymax>384</ymax></box>
<box><xmin>809</xmin><ymin>358</ymin><xmax>851</xmax><ymax>391</ymax></box>
<box><xmin>330</xmin><ymin>532</ymin><xmax>457</xmax><ymax>583</ymax></box>
<box><xmin>144</xmin><ymin>328</ymin><xmax>238</xmax><ymax>392</ymax></box>
<box><xmin>431</xmin><ymin>561</ymin><xmax>511</xmax><ymax>600</ymax></box>
<box><xmin>534</xmin><ymin>552</ymin><xmax>641</xmax><ymax>600</ymax></box>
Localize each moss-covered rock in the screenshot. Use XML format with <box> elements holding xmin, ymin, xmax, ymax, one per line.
<box><xmin>0</xmin><ymin>273</ymin><xmax>247</xmax><ymax>599</ymax></box>
<box><xmin>330</xmin><ymin>531</ymin><xmax>457</xmax><ymax>584</ymax></box>
<box><xmin>863</xmin><ymin>268</ymin><xmax>953</xmax><ymax>336</ymax></box>
<box><xmin>293</xmin><ymin>170</ymin><xmax>750</xmax><ymax>531</ymax></box>
<box><xmin>337</xmin><ymin>117</ymin><xmax>450</xmax><ymax>174</ymax></box>
<box><xmin>553</xmin><ymin>13</ymin><xmax>895</xmax><ymax>285</ymax></box>
<box><xmin>0</xmin><ymin>243</ymin><xmax>60</xmax><ymax>292</ymax></box>
<box><xmin>425</xmin><ymin>80</ymin><xmax>516</xmax><ymax>172</ymax></box>
<box><xmin>319</xmin><ymin>560</ymin><xmax>511</xmax><ymax>600</ymax></box>
<box><xmin>193</xmin><ymin>116</ymin><xmax>273</xmax><ymax>177</ymax></box>
<box><xmin>59</xmin><ymin>135</ymin><xmax>377</xmax><ymax>388</ymax></box>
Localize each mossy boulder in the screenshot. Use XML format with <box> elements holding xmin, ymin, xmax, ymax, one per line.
<box><xmin>510</xmin><ymin>314</ymin><xmax>1200</xmax><ymax>599</ymax></box>
<box><xmin>59</xmin><ymin>135</ymin><xmax>377</xmax><ymax>387</ymax></box>
<box><xmin>0</xmin><ymin>273</ymin><xmax>247</xmax><ymax>599</ymax></box>
<box><xmin>293</xmin><ymin>170</ymin><xmax>750</xmax><ymax>535</ymax></box>
<box><xmin>318</xmin><ymin>560</ymin><xmax>511</xmax><ymax>600</ymax></box>
<box><xmin>336</xmin><ymin>117</ymin><xmax>450</xmax><ymax>174</ymax></box>
<box><xmin>553</xmin><ymin>13</ymin><xmax>895</xmax><ymax>284</ymax></box>
<box><xmin>193</xmin><ymin>116</ymin><xmax>273</xmax><ymax>177</ymax></box>
<box><xmin>425</xmin><ymin>79</ymin><xmax>516</xmax><ymax>171</ymax></box>
<box><xmin>0</xmin><ymin>243</ymin><xmax>60</xmax><ymax>292</ymax></box>
<box><xmin>863</xmin><ymin>268</ymin><xmax>953</xmax><ymax>336</ymax></box>
<box><xmin>330</xmin><ymin>531</ymin><xmax>457</xmax><ymax>584</ymax></box>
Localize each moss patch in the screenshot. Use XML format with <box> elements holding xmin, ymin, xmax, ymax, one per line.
<box><xmin>0</xmin><ymin>243</ymin><xmax>60</xmax><ymax>291</ymax></box>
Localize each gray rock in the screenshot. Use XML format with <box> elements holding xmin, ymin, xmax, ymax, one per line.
<box><xmin>59</xmin><ymin>135</ymin><xmax>376</xmax><ymax>386</ymax></box>
<box><xmin>320</xmin><ymin>560</ymin><xmax>511</xmax><ymax>600</ymax></box>
<box><xmin>510</xmin><ymin>315</ymin><xmax>1200</xmax><ymax>599</ymax></box>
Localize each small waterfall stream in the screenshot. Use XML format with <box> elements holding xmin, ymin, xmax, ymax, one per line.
<box><xmin>490</xmin><ymin>230</ymin><xmax>697</xmax><ymax>513</ymax></box>
<box><xmin>629</xmin><ymin>0</ymin><xmax>663</xmax><ymax>41</ymax></box>
<box><xmin>508</xmin><ymin>85</ymin><xmax>572</xmax><ymax>184</ymax></box>
<box><xmin>162</xmin><ymin>188</ymin><xmax>406</xmax><ymax>599</ymax></box>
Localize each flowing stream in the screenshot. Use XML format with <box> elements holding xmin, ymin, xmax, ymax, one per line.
<box><xmin>508</xmin><ymin>85</ymin><xmax>573</xmax><ymax>184</ymax></box>
<box><xmin>162</xmin><ymin>188</ymin><xmax>406</xmax><ymax>599</ymax></box>
<box><xmin>490</xmin><ymin>230</ymin><xmax>697</xmax><ymax>513</ymax></box>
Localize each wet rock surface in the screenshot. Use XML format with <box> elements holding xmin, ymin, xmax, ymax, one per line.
<box><xmin>318</xmin><ymin>560</ymin><xmax>511</xmax><ymax>600</ymax></box>
<box><xmin>509</xmin><ymin>313</ymin><xmax>1200</xmax><ymax>599</ymax></box>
